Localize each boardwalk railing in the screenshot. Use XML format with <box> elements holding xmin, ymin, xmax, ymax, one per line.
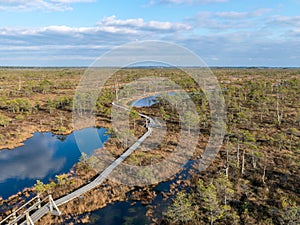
<box><xmin>0</xmin><ymin>195</ymin><xmax>61</xmax><ymax>225</ymax></box>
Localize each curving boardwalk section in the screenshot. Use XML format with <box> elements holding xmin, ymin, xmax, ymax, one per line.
<box><xmin>17</xmin><ymin>103</ymin><xmax>155</xmax><ymax>225</ymax></box>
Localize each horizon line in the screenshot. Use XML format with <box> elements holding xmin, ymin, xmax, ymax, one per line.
<box><xmin>1</xmin><ymin>66</ymin><xmax>300</xmax><ymax>69</ymax></box>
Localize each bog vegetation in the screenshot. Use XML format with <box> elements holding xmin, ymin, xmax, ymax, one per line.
<box><xmin>0</xmin><ymin>68</ymin><xmax>299</xmax><ymax>225</ymax></box>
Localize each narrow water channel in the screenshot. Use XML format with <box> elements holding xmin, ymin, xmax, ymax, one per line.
<box><xmin>77</xmin><ymin>160</ymin><xmax>196</xmax><ymax>225</ymax></box>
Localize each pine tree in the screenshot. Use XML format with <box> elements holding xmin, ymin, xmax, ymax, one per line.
<box><xmin>214</xmin><ymin>174</ymin><xmax>234</xmax><ymax>205</ymax></box>
<box><xmin>164</xmin><ymin>192</ymin><xmax>195</xmax><ymax>224</ymax></box>
<box><xmin>197</xmin><ymin>179</ymin><xmax>223</xmax><ymax>225</ymax></box>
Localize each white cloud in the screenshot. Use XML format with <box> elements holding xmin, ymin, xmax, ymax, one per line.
<box><xmin>97</xmin><ymin>15</ymin><xmax>192</xmax><ymax>32</ymax></box>
<box><xmin>215</xmin><ymin>11</ymin><xmax>246</xmax><ymax>19</ymax></box>
<box><xmin>191</xmin><ymin>8</ymin><xmax>272</xmax><ymax>31</ymax></box>
<box><xmin>0</xmin><ymin>44</ymin><xmax>110</xmax><ymax>51</ymax></box>
<box><xmin>0</xmin><ymin>16</ymin><xmax>191</xmax><ymax>39</ymax></box>
<box><xmin>0</xmin><ymin>12</ymin><xmax>299</xmax><ymax>67</ymax></box>
<box><xmin>0</xmin><ymin>0</ymin><xmax>94</xmax><ymax>11</ymax></box>
<box><xmin>268</xmin><ymin>15</ymin><xmax>300</xmax><ymax>27</ymax></box>
<box><xmin>215</xmin><ymin>8</ymin><xmax>271</xmax><ymax>19</ymax></box>
<box><xmin>51</xmin><ymin>0</ymin><xmax>94</xmax><ymax>3</ymax></box>
<box><xmin>153</xmin><ymin>0</ymin><xmax>228</xmax><ymax>5</ymax></box>
<box><xmin>0</xmin><ymin>16</ymin><xmax>193</xmax><ymax>66</ymax></box>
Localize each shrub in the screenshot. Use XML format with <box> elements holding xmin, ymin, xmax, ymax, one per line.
<box><xmin>0</xmin><ymin>113</ymin><xmax>11</xmax><ymax>127</ymax></box>
<box><xmin>15</xmin><ymin>114</ymin><xmax>24</xmax><ymax>121</ymax></box>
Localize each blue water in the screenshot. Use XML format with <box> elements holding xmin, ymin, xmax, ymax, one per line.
<box><xmin>131</xmin><ymin>95</ymin><xmax>158</xmax><ymax>107</ymax></box>
<box><xmin>77</xmin><ymin>201</ymin><xmax>150</xmax><ymax>225</ymax></box>
<box><xmin>0</xmin><ymin>127</ymin><xmax>109</xmax><ymax>199</ymax></box>
<box><xmin>131</xmin><ymin>92</ymin><xmax>182</xmax><ymax>107</ymax></box>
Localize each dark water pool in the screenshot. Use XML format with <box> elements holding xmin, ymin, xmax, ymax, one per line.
<box><xmin>79</xmin><ymin>160</ymin><xmax>196</xmax><ymax>225</ymax></box>
<box><xmin>0</xmin><ymin>127</ymin><xmax>109</xmax><ymax>199</ymax></box>
<box><xmin>77</xmin><ymin>201</ymin><xmax>150</xmax><ymax>225</ymax></box>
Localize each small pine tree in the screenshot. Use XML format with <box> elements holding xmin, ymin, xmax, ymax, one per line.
<box><xmin>164</xmin><ymin>192</ymin><xmax>195</xmax><ymax>224</ymax></box>
<box><xmin>197</xmin><ymin>179</ymin><xmax>222</xmax><ymax>225</ymax></box>
<box><xmin>34</xmin><ymin>180</ymin><xmax>46</xmax><ymax>194</ymax></box>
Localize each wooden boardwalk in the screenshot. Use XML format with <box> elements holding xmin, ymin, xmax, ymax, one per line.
<box><xmin>2</xmin><ymin>103</ymin><xmax>155</xmax><ymax>225</ymax></box>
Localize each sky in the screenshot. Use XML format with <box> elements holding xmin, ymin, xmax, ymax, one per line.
<box><xmin>0</xmin><ymin>0</ymin><xmax>299</xmax><ymax>67</ymax></box>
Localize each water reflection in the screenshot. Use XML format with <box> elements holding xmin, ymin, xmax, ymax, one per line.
<box><xmin>131</xmin><ymin>95</ymin><xmax>158</xmax><ymax>107</ymax></box>
<box><xmin>0</xmin><ymin>127</ymin><xmax>109</xmax><ymax>199</ymax></box>
<box><xmin>131</xmin><ymin>92</ymin><xmax>180</xmax><ymax>107</ymax></box>
<box><xmin>0</xmin><ymin>135</ymin><xmax>65</xmax><ymax>182</ymax></box>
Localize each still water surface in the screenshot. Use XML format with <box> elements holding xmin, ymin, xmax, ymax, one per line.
<box><xmin>0</xmin><ymin>127</ymin><xmax>109</xmax><ymax>199</ymax></box>
<box><xmin>78</xmin><ymin>201</ymin><xmax>150</xmax><ymax>225</ymax></box>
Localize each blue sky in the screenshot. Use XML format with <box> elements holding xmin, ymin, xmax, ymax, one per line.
<box><xmin>0</xmin><ymin>0</ymin><xmax>299</xmax><ymax>67</ymax></box>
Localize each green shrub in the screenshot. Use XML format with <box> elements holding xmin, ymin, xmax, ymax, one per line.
<box><xmin>0</xmin><ymin>113</ymin><xmax>11</xmax><ymax>127</ymax></box>
<box><xmin>15</xmin><ymin>114</ymin><xmax>24</xmax><ymax>121</ymax></box>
